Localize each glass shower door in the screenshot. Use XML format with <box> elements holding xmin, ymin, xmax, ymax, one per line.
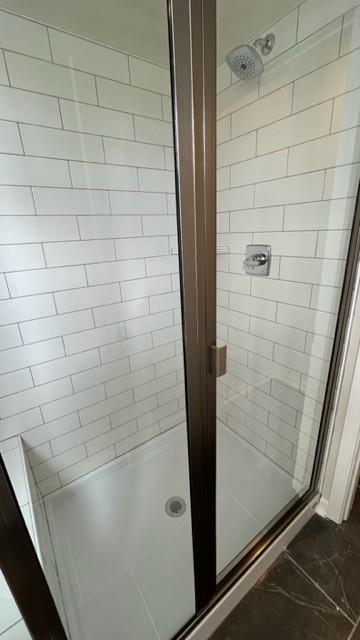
<box><xmin>216</xmin><ymin>0</ymin><xmax>360</xmax><ymax>577</ymax></box>
<box><xmin>0</xmin><ymin>1</ymin><xmax>195</xmax><ymax>638</ymax></box>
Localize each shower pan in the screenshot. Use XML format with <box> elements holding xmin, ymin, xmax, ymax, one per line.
<box><xmin>1</xmin><ymin>0</ymin><xmax>360</xmax><ymax>638</ymax></box>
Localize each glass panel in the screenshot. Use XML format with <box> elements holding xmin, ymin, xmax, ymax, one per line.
<box><xmin>216</xmin><ymin>0</ymin><xmax>359</xmax><ymax>577</ymax></box>
<box><xmin>0</xmin><ymin>1</ymin><xmax>195</xmax><ymax>637</ymax></box>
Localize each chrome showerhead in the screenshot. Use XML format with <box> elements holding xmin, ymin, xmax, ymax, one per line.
<box><xmin>225</xmin><ymin>45</ymin><xmax>264</xmax><ymax>80</ymax></box>
<box><xmin>225</xmin><ymin>33</ymin><xmax>276</xmax><ymax>81</ymax></box>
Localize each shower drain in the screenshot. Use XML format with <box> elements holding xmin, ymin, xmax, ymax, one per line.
<box><xmin>165</xmin><ymin>496</ymin><xmax>186</xmax><ymax>518</ymax></box>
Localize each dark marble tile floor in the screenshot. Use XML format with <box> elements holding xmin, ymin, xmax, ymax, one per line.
<box><xmin>212</xmin><ymin>486</ymin><xmax>360</xmax><ymax>640</ymax></box>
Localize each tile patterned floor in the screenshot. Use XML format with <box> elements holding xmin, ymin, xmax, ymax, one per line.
<box><xmin>213</xmin><ymin>485</ymin><xmax>360</xmax><ymax>640</ymax></box>
<box><xmin>45</xmin><ymin>422</ymin><xmax>299</xmax><ymax>640</ymax></box>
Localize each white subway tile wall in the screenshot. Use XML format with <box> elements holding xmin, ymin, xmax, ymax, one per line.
<box><xmin>0</xmin><ymin>9</ymin><xmax>185</xmax><ymax>495</ymax></box>
<box><xmin>216</xmin><ymin>0</ymin><xmax>360</xmax><ymax>485</ymax></box>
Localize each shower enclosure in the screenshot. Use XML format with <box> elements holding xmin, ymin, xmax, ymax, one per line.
<box><xmin>1</xmin><ymin>0</ymin><xmax>360</xmax><ymax>638</ymax></box>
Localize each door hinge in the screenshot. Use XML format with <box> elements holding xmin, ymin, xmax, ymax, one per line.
<box><xmin>209</xmin><ymin>344</ymin><xmax>227</xmax><ymax>377</ymax></box>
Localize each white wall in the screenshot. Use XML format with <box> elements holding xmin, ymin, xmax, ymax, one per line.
<box><xmin>0</xmin><ymin>9</ymin><xmax>185</xmax><ymax>495</ymax></box>
<box><xmin>216</xmin><ymin>0</ymin><xmax>360</xmax><ymax>486</ymax></box>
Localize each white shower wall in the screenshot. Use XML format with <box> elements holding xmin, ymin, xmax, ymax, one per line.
<box><xmin>0</xmin><ymin>8</ymin><xmax>185</xmax><ymax>495</ymax></box>
<box><xmin>216</xmin><ymin>0</ymin><xmax>360</xmax><ymax>485</ymax></box>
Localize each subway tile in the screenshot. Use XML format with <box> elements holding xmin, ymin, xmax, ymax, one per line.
<box><xmin>250</xmin><ymin>316</ymin><xmax>306</xmax><ymax>351</ymax></box>
<box><xmin>72</xmin><ymin>357</ymin><xmax>129</xmax><ymax>391</ymax></box>
<box><xmin>0</xmin><ymin>324</ymin><xmax>22</xmax><ymax>351</ymax></box>
<box><xmin>248</xmin><ymin>386</ymin><xmax>296</xmax><ymax>426</ymax></box>
<box><xmin>0</xmin><ymin>244</ymin><xmax>45</xmax><ymax>271</ymax></box>
<box><xmin>69</xmin><ymin>162</ymin><xmax>138</xmax><ymax>190</ymax></box>
<box><xmin>341</xmin><ymin>6</ymin><xmax>360</xmax><ymax>55</ymax></box>
<box><xmin>0</xmin><ymin>368</ymin><xmax>33</xmax><ymax>398</ymax></box>
<box><xmin>0</xmin><ymin>378</ymin><xmax>72</xmax><ymax>418</ymax></box>
<box><xmin>217</xmin><ymin>167</ymin><xmax>230</xmax><ymax>190</ymax></box>
<box><xmin>45</xmin><ymin>240</ymin><xmax>115</xmax><ymax>267</ymax></box>
<box><xmin>274</xmin><ymin>344</ymin><xmax>330</xmax><ymax>382</ymax></box>
<box><xmin>116</xmin><ymin>423</ymin><xmax>160</xmax><ymax>454</ymax></box>
<box><xmin>129</xmin><ymin>57</ymin><xmax>170</xmax><ymax>95</ymax></box>
<box><xmin>38</xmin><ymin>475</ymin><xmax>61</xmax><ymax>495</ymax></box>
<box><xmin>20</xmin><ymin>124</ymin><xmax>104</xmax><ymax>162</ymax></box>
<box><xmin>217</xmin><ymin>61</ymin><xmax>231</xmax><ymax>93</ymax></box>
<box><xmin>49</xmin><ymin>29</ymin><xmax>129</xmax><ymax>82</ymax></box>
<box><xmin>60</xmin><ymin>99</ymin><xmax>134</xmax><ymax>139</ymax></box>
<box><xmin>231</xmin><ymin>85</ymin><xmax>292</xmax><ymax>138</ymax></box>
<box><xmin>5</xmin><ymin>51</ymin><xmax>97</xmax><ymax>103</ymax></box>
<box><xmin>324</xmin><ymin>163</ymin><xmax>360</xmax><ymax>199</ymax></box>
<box><xmin>33</xmin><ymin>188</ymin><xmax>110</xmax><ymax>216</ymax></box>
<box><xmin>0</xmin><ymin>155</ymin><xmax>71</xmax><ymax>187</ymax></box>
<box><xmin>115</xmin><ymin>237</ymin><xmax>168</xmax><ymax>260</ymax></box>
<box><xmin>97</xmin><ymin>77</ymin><xmax>162</xmax><ymax>119</ymax></box>
<box><xmin>217</xmin><ymin>116</ymin><xmax>230</xmax><ymax>144</ymax></box>
<box><xmin>255</xmin><ymin>8</ymin><xmax>299</xmax><ymax>63</ymax></box>
<box><xmin>55</xmin><ymin>283</ymin><xmax>121</xmax><ymax>314</ymax></box>
<box><xmin>0</xmin><ymin>186</ymin><xmax>34</xmax><ymax>215</ymax></box>
<box><xmin>229</xmin><ymin>292</ymin><xmax>276</xmax><ymax>321</ymax></box>
<box><xmin>0</xmin><ymin>121</ymin><xmax>22</xmax><ymax>154</ymax></box>
<box><xmin>86</xmin><ymin>259</ymin><xmax>145</xmax><ymax>286</ymax></box>
<box><xmin>217</xmin><ymin>77</ymin><xmax>259</xmax><ymax>118</ymax></box>
<box><xmin>100</xmin><ymin>334</ymin><xmax>152</xmax><ymax>364</ymax></box>
<box><xmin>301</xmin><ymin>375</ymin><xmax>326</xmax><ymax>403</ymax></box>
<box><xmin>142</xmin><ymin>216</ymin><xmax>177</xmax><ymax>236</ymax></box>
<box><xmin>217</xmin><ymin>272</ymin><xmax>250</xmax><ymax>295</ymax></box>
<box><xmin>272</xmin><ymin>378</ymin><xmax>322</xmax><ymax>430</ymax></box>
<box><xmin>248</xmin><ymin>352</ymin><xmax>301</xmax><ymax>389</ymax></box>
<box><xmin>32</xmin><ymin>349</ymin><xmax>100</xmax><ymax>385</ymax></box>
<box><xmin>7</xmin><ymin>266</ymin><xmax>86</xmax><ymax>297</ymax></box>
<box><xmin>217</xmin><ymin>307</ymin><xmax>249</xmax><ymax>332</ymax></box>
<box><xmin>0</xmin><ymin>294</ymin><xmax>55</xmax><ymax>325</ymax></box>
<box><xmin>162</xmin><ymin>95</ymin><xmax>172</xmax><ymax>122</ymax></box>
<box><xmin>86</xmin><ymin>420</ymin><xmax>136</xmax><ymax>456</ymax></box>
<box><xmin>316</xmin><ymin>230</ymin><xmax>351</xmax><ymax>258</ymax></box>
<box><xmin>51</xmin><ymin>416</ymin><xmax>110</xmax><ymax>456</ymax></box>
<box><xmin>227</xmin><ymin>360</ymin><xmax>265</xmax><ymax>388</ymax></box>
<box><xmin>258</xmin><ymin>101</ymin><xmax>333</xmax><ymax>155</ymax></box>
<box><xmin>293</xmin><ymin>48</ymin><xmax>360</xmax><ymax>112</ymax></box>
<box><xmin>33</xmin><ymin>445</ymin><xmax>87</xmax><ymax>482</ymax></box>
<box><xmin>121</xmin><ymin>275</ymin><xmax>171</xmax><ymax>300</ymax></box>
<box><xmin>310</xmin><ymin>285</ymin><xmax>341</xmax><ymax>314</ymax></box>
<box><xmin>277</xmin><ymin>303</ymin><xmax>337</xmax><ymax>338</ymax></box>
<box><xmin>137</xmin><ymin>400</ymin><xmax>178</xmax><ymax>430</ymax></box>
<box><xmin>305</xmin><ymin>332</ymin><xmax>333</xmax><ymax>362</ymax></box>
<box><xmin>43</xmin><ymin>384</ymin><xmax>105</xmax><ymax>423</ymax></box>
<box><xmin>130</xmin><ymin>343</ymin><xmax>174</xmax><ymax>371</ymax></box>
<box><xmin>79</xmin><ymin>389</ymin><xmax>132</xmax><ymax>425</ymax></box>
<box><xmin>0</xmin><ymin>85</ymin><xmax>61</xmax><ymax>128</ymax></box>
<box><xmin>252</xmin><ymin>277</ymin><xmax>311</xmax><ymax>307</ymax></box>
<box><xmin>0</xmin><ymin>338</ymin><xmax>64</xmax><ymax>375</ymax></box>
<box><xmin>332</xmin><ymin>87</ymin><xmax>360</xmax><ymax>133</ymax></box>
<box><xmin>259</xmin><ymin>19</ymin><xmax>342</xmax><ymax>97</ymax></box>
<box><xmin>64</xmin><ymin>323</ymin><xmax>125</xmax><ymax>355</ymax></box>
<box><xmin>156</xmin><ymin>381</ymin><xmax>183</xmax><ymax>405</ymax></box>
<box><xmin>138</xmin><ymin>169</ymin><xmax>175</xmax><ymax>193</ymax></box>
<box><xmin>231</xmin><ymin>150</ymin><xmax>288</xmax><ymax>187</ymax></box>
<box><xmin>279</xmin><ymin>257</ymin><xmax>345</xmax><ymax>286</ymax></box>
<box><xmin>134</xmin><ymin>116</ymin><xmax>172</xmax><ymax>146</ymax></box>
<box><xmin>59</xmin><ymin>446</ymin><xmax>115</xmax><ymax>485</ymax></box>
<box><xmin>109</xmin><ymin>191</ymin><xmax>167</xmax><ymax>214</ymax></box>
<box><xmin>0</xmin><ymin>49</ymin><xmax>8</xmax><ymax>84</ymax></box>
<box><xmin>0</xmin><ymin>274</ymin><xmax>9</xmax><ymax>299</ymax></box>
<box><xmin>217</xmin><ymin>131</ymin><xmax>256</xmax><ymax>168</ymax></box>
<box><xmin>105</xmin><ymin>366</ymin><xmax>154</xmax><ymax>398</ymax></box>
<box><xmin>79</xmin><ymin>215</ymin><xmax>142</xmax><ymax>240</ymax></box>
<box><xmin>20</xmin><ymin>310</ymin><xmax>93</xmax><ymax>343</ymax></box>
<box><xmin>1</xmin><ymin>407</ymin><xmax>43</xmax><ymax>440</ymax></box>
<box><xmin>217</xmin><ymin>185</ymin><xmax>254</xmax><ymax>212</ymax></box>
<box><xmin>149</xmin><ymin>291</ymin><xmax>181</xmax><ymax>314</ymax></box>
<box><xmin>298</xmin><ymin>0</ymin><xmax>357</xmax><ymax>41</ymax></box>
<box><xmin>156</xmin><ymin>354</ymin><xmax>183</xmax><ymax>378</ymax></box>
<box><xmin>125</xmin><ymin>310</ymin><xmax>173</xmax><ymax>337</ymax></box>
<box><xmin>27</xmin><ymin>442</ymin><xmax>52</xmax><ymax>466</ymax></box>
<box><xmin>145</xmin><ymin>255</ymin><xmax>179</xmax><ymax>276</ymax></box>
<box><xmin>284</xmin><ymin>199</ymin><xmax>355</xmax><ymax>231</ymax></box>
<box><xmin>0</xmin><ymin>216</ymin><xmax>78</xmax><ymax>243</ymax></box>
<box><xmin>253</xmin><ymin>231</ymin><xmax>317</xmax><ymax>257</ymax></box>
<box><xmin>229</xmin><ymin>392</ymin><xmax>268</xmax><ymax>426</ymax></box>
<box><xmin>288</xmin><ymin>128</ymin><xmax>360</xmax><ymax>175</ymax></box>
<box><xmin>255</xmin><ymin>172</ymin><xmax>324</xmax><ymax>207</ymax></box>
<box><xmin>134</xmin><ymin>373</ymin><xmax>177</xmax><ymax>402</ymax></box>
<box><xmin>0</xmin><ymin>10</ymin><xmax>51</xmax><ymax>59</ymax></box>
<box><xmin>229</xmin><ymin>326</ymin><xmax>273</xmax><ymax>359</ymax></box>
<box><xmin>230</xmin><ymin>207</ymin><xmax>283</xmax><ymax>232</ymax></box>
<box><xmin>94</xmin><ymin>297</ymin><xmax>148</xmax><ymax>327</ymax></box>
<box><xmin>104</xmin><ymin>137</ymin><xmax>164</xmax><ymax>168</ymax></box>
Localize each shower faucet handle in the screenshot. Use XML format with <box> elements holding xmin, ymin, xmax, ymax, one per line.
<box><xmin>244</xmin><ymin>253</ymin><xmax>268</xmax><ymax>266</ymax></box>
<box><xmin>244</xmin><ymin>244</ymin><xmax>271</xmax><ymax>276</ymax></box>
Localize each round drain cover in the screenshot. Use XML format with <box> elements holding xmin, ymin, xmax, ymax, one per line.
<box><xmin>165</xmin><ymin>496</ymin><xmax>186</xmax><ymax>518</ymax></box>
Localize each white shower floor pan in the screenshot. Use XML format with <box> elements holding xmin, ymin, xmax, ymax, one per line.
<box><xmin>45</xmin><ymin>422</ymin><xmax>299</xmax><ymax>640</ymax></box>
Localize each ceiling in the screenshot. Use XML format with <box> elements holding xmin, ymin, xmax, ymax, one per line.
<box><xmin>0</xmin><ymin>0</ymin><xmax>301</xmax><ymax>66</ymax></box>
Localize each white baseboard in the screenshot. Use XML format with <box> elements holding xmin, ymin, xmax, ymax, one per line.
<box><xmin>315</xmin><ymin>496</ymin><xmax>328</xmax><ymax>518</ymax></box>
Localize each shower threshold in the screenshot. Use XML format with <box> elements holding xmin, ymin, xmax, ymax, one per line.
<box><xmin>45</xmin><ymin>422</ymin><xmax>299</xmax><ymax>640</ymax></box>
